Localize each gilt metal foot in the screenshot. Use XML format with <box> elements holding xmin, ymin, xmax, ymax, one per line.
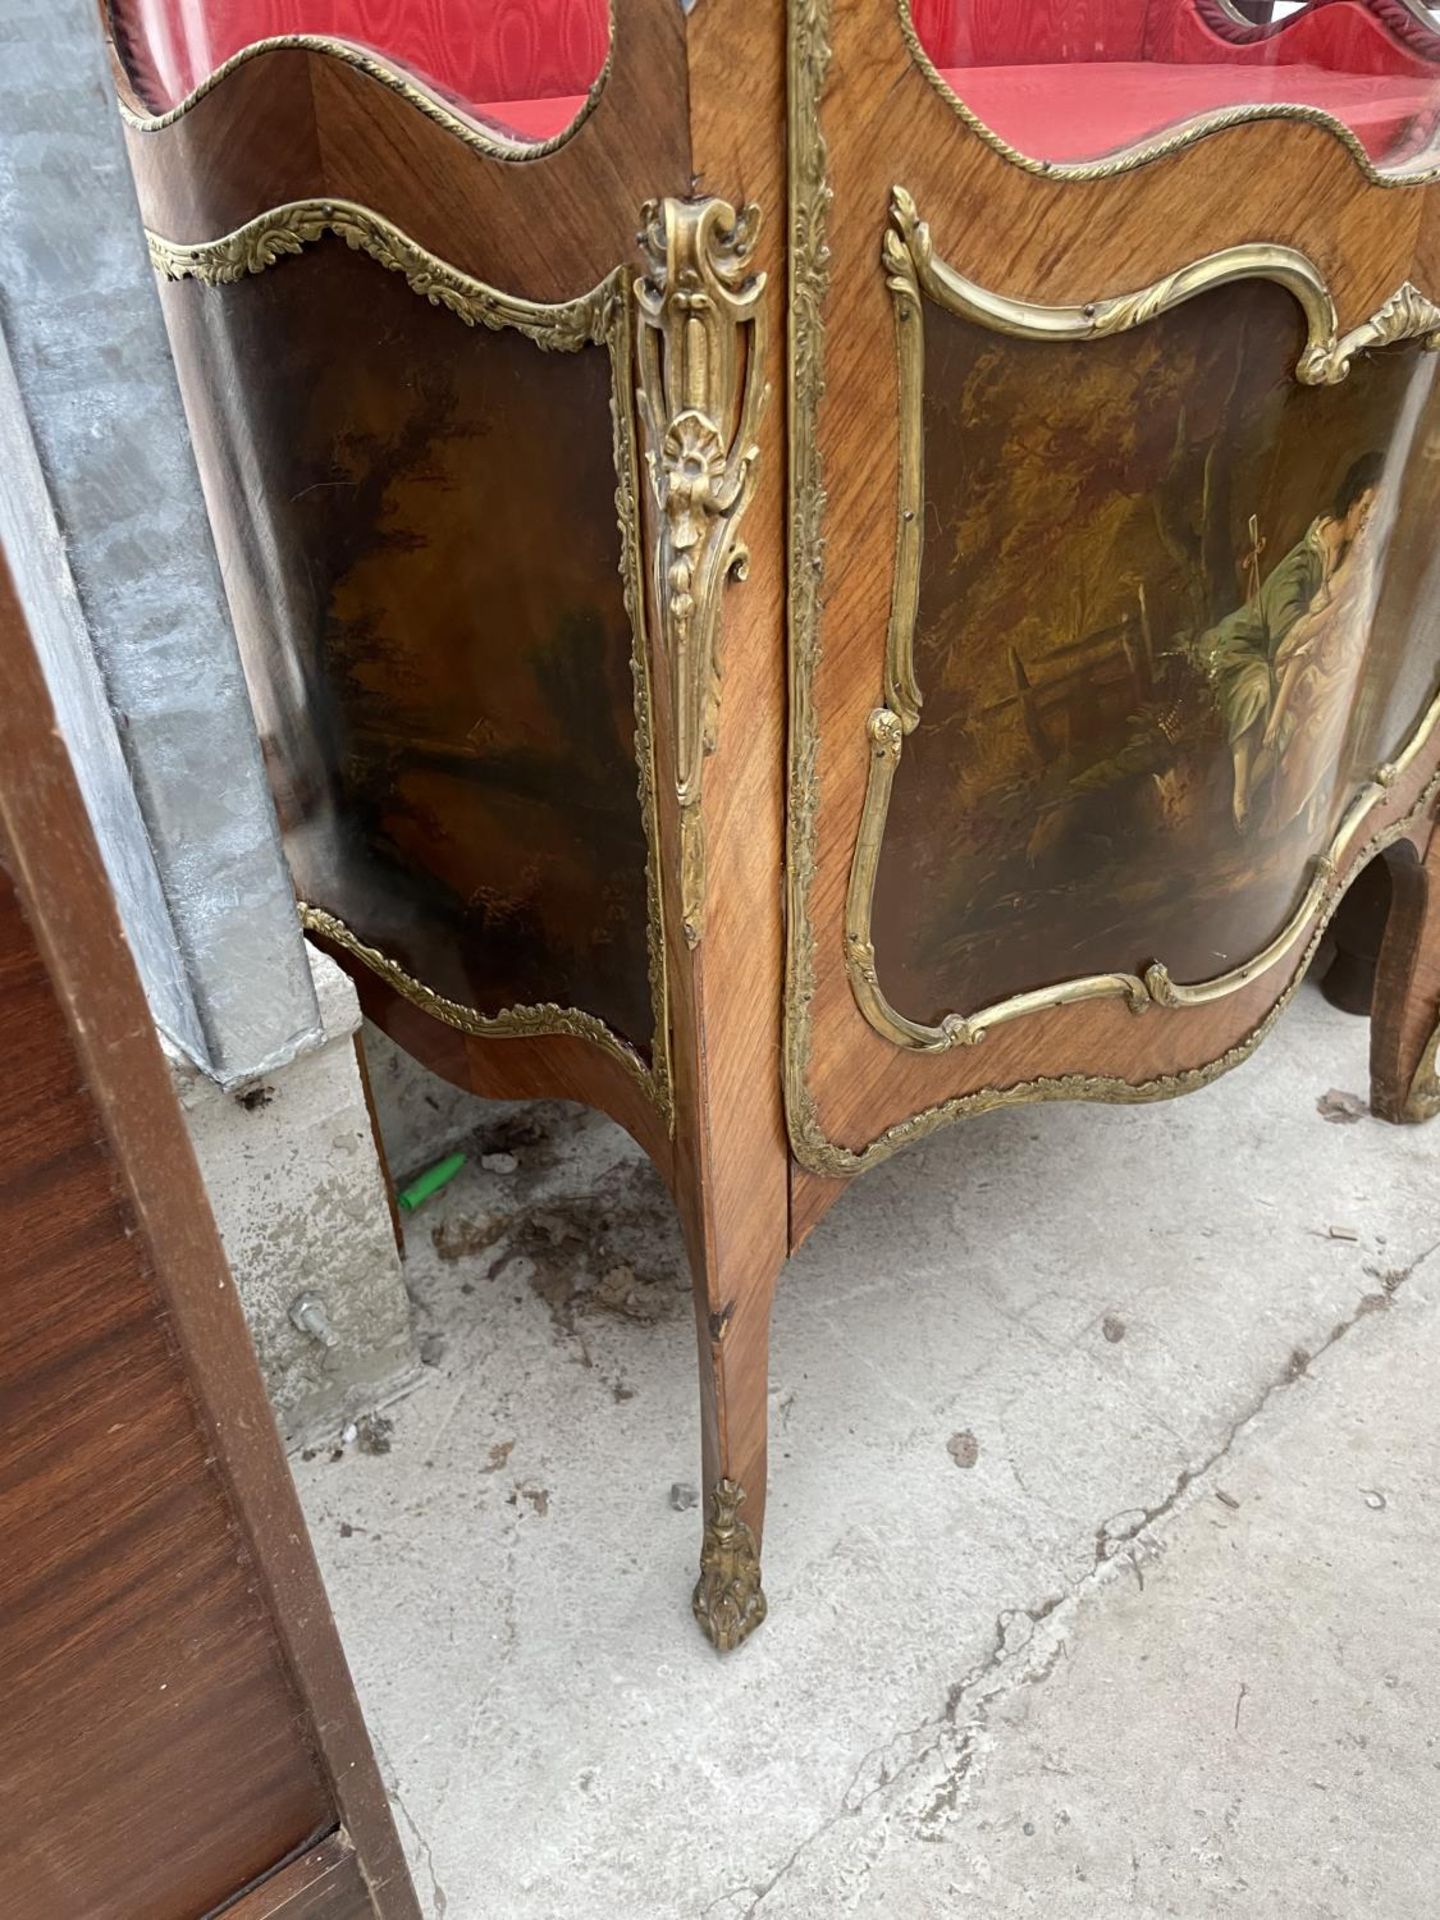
<box><xmin>692</xmin><ymin>1478</ymin><xmax>767</xmax><ymax>1652</ymax></box>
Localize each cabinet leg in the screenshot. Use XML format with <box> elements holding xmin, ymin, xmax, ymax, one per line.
<box><xmin>1370</xmin><ymin>830</ymin><xmax>1440</xmax><ymax>1123</ymax></box>
<box><xmin>688</xmin><ymin>1251</ymin><xmax>778</xmax><ymax>1653</ymax></box>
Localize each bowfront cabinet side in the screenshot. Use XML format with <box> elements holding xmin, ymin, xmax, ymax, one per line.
<box><xmin>786</xmin><ymin>0</ymin><xmax>1440</xmax><ymax>1235</ymax></box>
<box><xmin>97</xmin><ymin>0</ymin><xmax>1440</xmax><ymax>1651</ymax></box>
<box><xmin>100</xmin><ymin>0</ymin><xmax>791</xmax><ymax>1650</ymax></box>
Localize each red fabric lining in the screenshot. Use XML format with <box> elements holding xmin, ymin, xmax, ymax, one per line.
<box><xmin>939</xmin><ymin>59</ymin><xmax>1438</xmax><ymax>160</ymax></box>
<box><xmin>912</xmin><ymin>0</ymin><xmax>1440</xmax><ymax>72</ymax></box>
<box><xmin>109</xmin><ymin>2</ymin><xmax>1438</xmax><ymax>163</ymax></box>
<box><xmin>912</xmin><ymin>0</ymin><xmax>1152</xmax><ymax>66</ymax></box>
<box><xmin>911</xmin><ymin>1</ymin><xmax>1440</xmax><ymax>165</ymax></box>
<box><xmin>110</xmin><ymin>0</ymin><xmax>610</xmax><ymax>116</ymax></box>
<box><xmin>471</xmin><ymin>92</ymin><xmax>589</xmax><ymax>139</ymax></box>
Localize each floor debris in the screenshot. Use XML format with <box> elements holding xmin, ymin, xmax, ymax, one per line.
<box><xmin>432</xmin><ymin>1211</ymin><xmax>508</xmax><ymax>1262</ymax></box>
<box><xmin>355</xmin><ymin>1412</ymin><xmax>394</xmax><ymax>1456</ymax></box>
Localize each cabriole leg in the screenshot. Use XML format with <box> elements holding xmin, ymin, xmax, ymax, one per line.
<box><xmin>688</xmin><ymin>1247</ymin><xmax>778</xmax><ymax>1652</ymax></box>
<box><xmin>1370</xmin><ymin>828</ymin><xmax>1440</xmax><ymax>1123</ymax></box>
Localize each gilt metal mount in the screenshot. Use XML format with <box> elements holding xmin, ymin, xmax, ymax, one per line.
<box><xmin>692</xmin><ymin>1477</ymin><xmax>767</xmax><ymax>1651</ymax></box>
<box><xmin>636</xmin><ymin>196</ymin><xmax>768</xmax><ymax>946</ymax></box>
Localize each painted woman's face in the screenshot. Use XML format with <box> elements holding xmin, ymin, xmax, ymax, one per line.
<box><xmin>1344</xmin><ymin>485</ymin><xmax>1379</xmax><ymax>543</ymax></box>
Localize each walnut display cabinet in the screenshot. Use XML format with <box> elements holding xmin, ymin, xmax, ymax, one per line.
<box><xmin>101</xmin><ymin>0</ymin><xmax>1440</xmax><ymax>1650</ymax></box>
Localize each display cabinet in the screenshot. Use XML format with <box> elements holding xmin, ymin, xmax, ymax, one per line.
<box><xmin>101</xmin><ymin>0</ymin><xmax>1440</xmax><ymax>1650</ymax></box>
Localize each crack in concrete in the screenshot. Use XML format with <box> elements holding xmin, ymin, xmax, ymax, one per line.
<box><xmin>374</xmin><ymin>1733</ymin><xmax>449</xmax><ymax>1919</ymax></box>
<box><xmin>727</xmin><ymin>1238</ymin><xmax>1438</xmax><ymax>1916</ymax></box>
<box><xmin>1090</xmin><ymin>1236</ymin><xmax>1437</xmax><ymax>1575</ymax></box>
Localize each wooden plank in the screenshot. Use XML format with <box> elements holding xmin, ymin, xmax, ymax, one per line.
<box><xmin>0</xmin><ymin>548</ymin><xmax>418</xmax><ymax>1915</ymax></box>
<box><xmin>217</xmin><ymin>1832</ymin><xmax>375</xmax><ymax>1920</ymax></box>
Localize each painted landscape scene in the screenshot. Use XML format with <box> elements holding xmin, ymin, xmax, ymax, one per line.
<box><xmin>872</xmin><ymin>279</ymin><xmax>1440</xmax><ymax>1027</ymax></box>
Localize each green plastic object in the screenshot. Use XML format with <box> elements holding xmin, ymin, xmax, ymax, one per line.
<box><xmin>397</xmin><ymin>1151</ymin><xmax>467</xmax><ymax>1214</ymax></box>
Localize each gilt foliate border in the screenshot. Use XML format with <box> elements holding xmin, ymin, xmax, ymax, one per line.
<box><xmin>151</xmin><ymin>198</ymin><xmax>672</xmax><ymax>1125</ymax></box>
<box><xmin>146</xmin><ymin>199</ymin><xmax>622</xmax><ymax>347</ymax></box>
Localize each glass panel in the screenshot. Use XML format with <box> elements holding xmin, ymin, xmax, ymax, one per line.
<box><xmin>908</xmin><ymin>1</ymin><xmax>1440</xmax><ymax>173</ymax></box>
<box><xmin>109</xmin><ymin>0</ymin><xmax>610</xmax><ymax>141</ymax></box>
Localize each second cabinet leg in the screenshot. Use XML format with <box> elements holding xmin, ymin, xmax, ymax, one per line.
<box><xmin>1370</xmin><ymin>827</ymin><xmax>1440</xmax><ymax>1123</ymax></box>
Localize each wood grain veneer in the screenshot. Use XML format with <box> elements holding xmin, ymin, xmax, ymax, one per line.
<box><xmin>0</xmin><ymin>548</ymin><xmax>417</xmax><ymax>1913</ymax></box>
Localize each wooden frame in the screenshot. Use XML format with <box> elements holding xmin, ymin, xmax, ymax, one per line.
<box><xmin>0</xmin><ymin>543</ymin><xmax>419</xmax><ymax>1912</ymax></box>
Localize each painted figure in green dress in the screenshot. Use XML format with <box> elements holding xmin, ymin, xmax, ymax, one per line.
<box><xmin>1197</xmin><ymin>452</ymin><xmax>1384</xmax><ymax>831</ymax></box>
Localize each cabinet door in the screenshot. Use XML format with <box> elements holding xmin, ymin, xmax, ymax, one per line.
<box><xmin>786</xmin><ymin>0</ymin><xmax>1440</xmax><ymax>1204</ymax></box>
<box><xmin>0</xmin><ymin>549</ymin><xmax>417</xmax><ymax>1919</ymax></box>
<box><xmin>105</xmin><ymin>2</ymin><xmax>697</xmax><ymax>1167</ymax></box>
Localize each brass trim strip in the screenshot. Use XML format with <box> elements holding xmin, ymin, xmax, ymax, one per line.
<box><xmin>615</xmin><ymin>320</ymin><xmax>676</xmax><ymax>1131</ymax></box>
<box><xmin>112</xmin><ymin>20</ymin><xmax>612</xmax><ymax>161</ymax></box>
<box><xmin>146</xmin><ymin>199</ymin><xmax>618</xmax><ymax>347</ymax></box>
<box><xmin>300</xmin><ymin>907</ymin><xmax>658</xmax><ymax>1102</ymax></box>
<box><xmin>151</xmin><ymin>198</ymin><xmax>671</xmax><ymax>1124</ymax></box>
<box><xmin>635</xmin><ymin>196</ymin><xmax>769</xmax><ymax>946</ymax></box>
<box><xmin>783</xmin><ymin>0</ymin><xmax>837</xmax><ymax>1178</ymax></box>
<box><xmin>896</xmin><ymin>0</ymin><xmax>1440</xmax><ymax>187</ymax></box>
<box><xmin>845</xmin><ymin>715</ymin><xmax>1153</xmax><ymax>1051</ymax></box>
<box><xmin>889</xmin><ymin>198</ymin><xmax>1339</xmax><ymax>370</ymax></box>
<box><xmin>887</xmin><ymin>187</ymin><xmax>1439</xmax><ymax>387</ymax></box>
<box><xmin>846</xmin><ymin>188</ymin><xmax>1440</xmax><ymax>1054</ymax></box>
<box><xmin>818</xmin><ymin>771</ymin><xmax>1440</xmax><ymax>1176</ymax></box>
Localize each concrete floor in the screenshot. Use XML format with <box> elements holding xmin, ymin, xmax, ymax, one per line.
<box><xmin>294</xmin><ymin>987</ymin><xmax>1440</xmax><ymax>1920</ymax></box>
